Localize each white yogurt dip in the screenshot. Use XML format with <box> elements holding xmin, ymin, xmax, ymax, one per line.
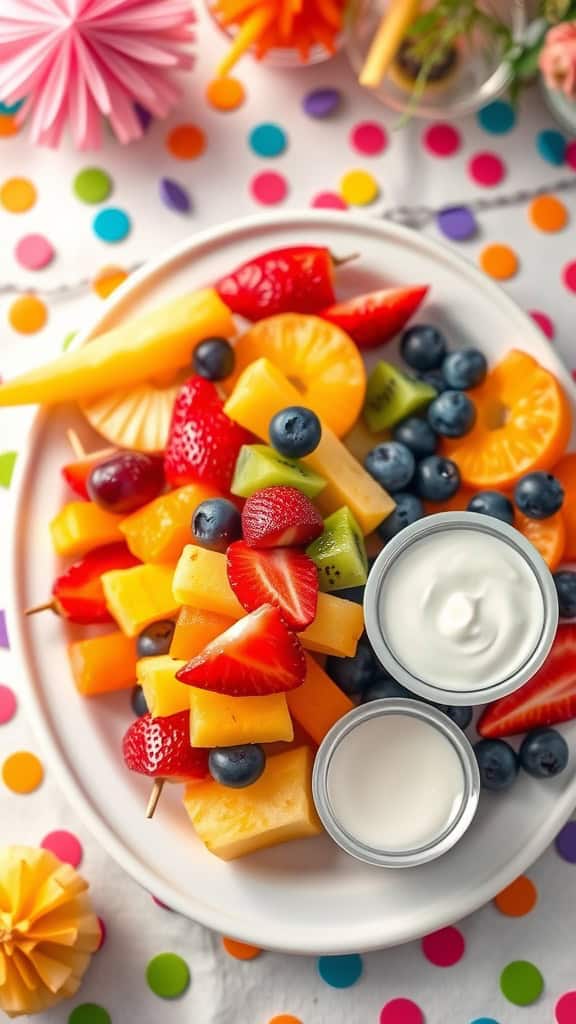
<box><xmin>378</xmin><ymin>528</ymin><xmax>545</xmax><ymax>692</ymax></box>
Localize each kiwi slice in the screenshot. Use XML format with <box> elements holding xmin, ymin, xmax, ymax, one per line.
<box><xmin>307</xmin><ymin>507</ymin><xmax>368</xmax><ymax>592</ymax></box>
<box><xmin>231</xmin><ymin>444</ymin><xmax>326</xmax><ymax>499</ymax></box>
<box><xmin>363</xmin><ymin>362</ymin><xmax>437</xmax><ymax>432</ymax></box>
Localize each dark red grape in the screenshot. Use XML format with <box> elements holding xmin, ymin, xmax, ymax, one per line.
<box><xmin>87</xmin><ymin>452</ymin><xmax>165</xmax><ymax>513</ymax></box>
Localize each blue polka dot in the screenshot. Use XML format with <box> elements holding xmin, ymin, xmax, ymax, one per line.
<box><xmin>249</xmin><ymin>123</ymin><xmax>287</xmax><ymax>158</ymax></box>
<box><xmin>317</xmin><ymin>954</ymin><xmax>363</xmax><ymax>988</ymax></box>
<box><xmin>477</xmin><ymin>101</ymin><xmax>515</xmax><ymax>134</ymax></box>
<box><xmin>470</xmin><ymin>1019</ymin><xmax>500</xmax><ymax>1024</ymax></box>
<box><xmin>537</xmin><ymin>129</ymin><xmax>567</xmax><ymax>166</ymax></box>
<box><xmin>0</xmin><ymin>99</ymin><xmax>23</xmax><ymax>114</ymax></box>
<box><xmin>93</xmin><ymin>207</ymin><xmax>131</xmax><ymax>243</ymax></box>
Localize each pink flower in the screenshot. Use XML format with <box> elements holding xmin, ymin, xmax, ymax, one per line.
<box><xmin>539</xmin><ymin>21</ymin><xmax>576</xmax><ymax>100</ymax></box>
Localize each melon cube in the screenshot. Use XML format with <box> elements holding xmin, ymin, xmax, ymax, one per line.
<box><xmin>189</xmin><ymin>688</ymin><xmax>294</xmax><ymax>747</ymax></box>
<box><xmin>287</xmin><ymin>655</ymin><xmax>354</xmax><ymax>745</ymax></box>
<box><xmin>102</xmin><ymin>563</ymin><xmax>179</xmax><ymax>636</ymax></box>
<box><xmin>137</xmin><ymin>655</ymin><xmax>187</xmax><ymax>717</ymax></box>
<box><xmin>50</xmin><ymin>501</ymin><xmax>123</xmax><ymax>557</ymax></box>
<box><xmin>68</xmin><ymin>632</ymin><xmax>137</xmax><ymax>696</ymax></box>
<box><xmin>119</xmin><ymin>483</ymin><xmax>219</xmax><ymax>563</ymax></box>
<box><xmin>170</xmin><ymin>606</ymin><xmax>235</xmax><ymax>660</ymax></box>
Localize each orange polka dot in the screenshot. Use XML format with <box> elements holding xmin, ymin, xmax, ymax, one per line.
<box><xmin>221</xmin><ymin>936</ymin><xmax>262</xmax><ymax>960</ymax></box>
<box><xmin>479</xmin><ymin>243</ymin><xmax>519</xmax><ymax>280</ymax></box>
<box><xmin>92</xmin><ymin>265</ymin><xmax>128</xmax><ymax>298</ymax></box>
<box><xmin>529</xmin><ymin>194</ymin><xmax>568</xmax><ymax>232</ymax></box>
<box><xmin>2</xmin><ymin>751</ymin><xmax>44</xmax><ymax>793</ymax></box>
<box><xmin>206</xmin><ymin>77</ymin><xmax>246</xmax><ymax>111</ymax></box>
<box><xmin>166</xmin><ymin>123</ymin><xmax>206</xmax><ymax>159</ymax></box>
<box><xmin>0</xmin><ymin>115</ymin><xmax>19</xmax><ymax>137</ymax></box>
<box><xmin>495</xmin><ymin>875</ymin><xmax>538</xmax><ymax>917</ymax></box>
<box><xmin>0</xmin><ymin>177</ymin><xmax>37</xmax><ymax>213</ymax></box>
<box><xmin>268</xmin><ymin>1017</ymin><xmax>303</xmax><ymax>1024</ymax></box>
<box><xmin>8</xmin><ymin>295</ymin><xmax>48</xmax><ymax>334</ymax></box>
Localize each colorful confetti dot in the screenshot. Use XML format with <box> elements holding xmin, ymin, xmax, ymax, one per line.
<box><xmin>340</xmin><ymin>169</ymin><xmax>379</xmax><ymax>206</ymax></box>
<box><xmin>500</xmin><ymin>960</ymin><xmax>543</xmax><ymax>1006</ymax></box>
<box><xmin>96</xmin><ymin>917</ymin><xmax>107</xmax><ymax>951</ymax></box>
<box><xmin>317</xmin><ymin>954</ymin><xmax>363</xmax><ymax>988</ymax></box>
<box><xmin>268</xmin><ymin>1017</ymin><xmax>302</xmax><ymax>1024</ymax></box>
<box><xmin>562</xmin><ymin>262</ymin><xmax>576</xmax><ymax>294</ymax></box>
<box><xmin>0</xmin><ymin>452</ymin><xmax>17</xmax><ymax>488</ymax></box>
<box><xmin>479</xmin><ymin>243</ymin><xmax>518</xmax><ymax>280</ymax></box>
<box><xmin>8</xmin><ymin>294</ymin><xmax>47</xmax><ymax>334</ymax></box>
<box><xmin>468</xmin><ymin>152</ymin><xmax>506</xmax><ymax>187</ymax></box>
<box><xmin>437</xmin><ymin>206</ymin><xmax>477</xmax><ymax>241</ymax></box>
<box><xmin>495</xmin><ymin>875</ymin><xmax>537</xmax><ymax>916</ymax></box>
<box><xmin>166</xmin><ymin>123</ymin><xmax>206</xmax><ymax>160</ymax></box>
<box><xmin>303</xmin><ymin>87</ymin><xmax>341</xmax><ymax>118</ymax></box>
<box><xmin>555</xmin><ymin>819</ymin><xmax>576</xmax><ymax>860</ymax></box>
<box><xmin>529</xmin><ymin>194</ymin><xmax>568</xmax><ymax>232</ymax></box>
<box><xmin>0</xmin><ymin>115</ymin><xmax>20</xmax><ymax>137</ymax></box>
<box><xmin>62</xmin><ymin>330</ymin><xmax>77</xmax><ymax>351</ymax></box>
<box><xmin>0</xmin><ymin>610</ymin><xmax>8</xmax><ymax>649</ymax></box>
<box><xmin>68</xmin><ymin>1004</ymin><xmax>111</xmax><ymax>1024</ymax></box>
<box><xmin>556</xmin><ymin>991</ymin><xmax>576</xmax><ymax>1023</ymax></box>
<box><xmin>249</xmin><ymin>123</ymin><xmax>287</xmax><ymax>157</ymax></box>
<box><xmin>206</xmin><ymin>77</ymin><xmax>245</xmax><ymax>111</ymax></box>
<box><xmin>2</xmin><ymin>751</ymin><xmax>44</xmax><ymax>794</ymax></box>
<box><xmin>0</xmin><ymin>100</ymin><xmax>23</xmax><ymax>114</ymax></box>
<box><xmin>424</xmin><ymin>122</ymin><xmax>461</xmax><ymax>157</ymax></box>
<box><xmin>222</xmin><ymin>936</ymin><xmax>261</xmax><ymax>960</ymax></box>
<box><xmin>146</xmin><ymin>952</ymin><xmax>190</xmax><ymax>998</ymax></box>
<box><xmin>311</xmin><ymin>191</ymin><xmax>347</xmax><ymax>210</ymax></box>
<box><xmin>380</xmin><ymin>998</ymin><xmax>424</xmax><ymax>1024</ymax></box>
<box><xmin>469</xmin><ymin>1019</ymin><xmax>500</xmax><ymax>1024</ymax></box>
<box><xmin>529</xmin><ymin>310</ymin><xmax>555</xmax><ymax>339</ymax></box>
<box><xmin>350</xmin><ymin>121</ymin><xmax>387</xmax><ymax>156</ymax></box>
<box><xmin>93</xmin><ymin>208</ymin><xmax>131</xmax><ymax>243</ymax></box>
<box><xmin>537</xmin><ymin>129</ymin><xmax>566</xmax><ymax>166</ymax></box>
<box><xmin>159</xmin><ymin>177</ymin><xmax>191</xmax><ymax>214</ymax></box>
<box><xmin>477</xmin><ymin>100</ymin><xmax>516</xmax><ymax>134</ymax></box>
<box><xmin>0</xmin><ymin>685</ymin><xmax>16</xmax><ymax>724</ymax></box>
<box><xmin>0</xmin><ymin>177</ymin><xmax>37</xmax><ymax>213</ymax></box>
<box><xmin>15</xmin><ymin>233</ymin><xmax>54</xmax><ymax>270</ymax></box>
<box><xmin>41</xmin><ymin>830</ymin><xmax>83</xmax><ymax>868</ymax></box>
<box><xmin>421</xmin><ymin>926</ymin><xmax>465</xmax><ymax>967</ymax></box>
<box><xmin>134</xmin><ymin>103</ymin><xmax>152</xmax><ymax>133</ymax></box>
<box><xmin>251</xmin><ymin>171</ymin><xmax>287</xmax><ymax>205</ymax></box>
<box><xmin>73</xmin><ymin>168</ymin><xmax>112</xmax><ymax>204</ymax></box>
<box><xmin>566</xmin><ymin>140</ymin><xmax>576</xmax><ymax>170</ymax></box>
<box><xmin>92</xmin><ymin>266</ymin><xmax>128</xmax><ymax>299</ymax></box>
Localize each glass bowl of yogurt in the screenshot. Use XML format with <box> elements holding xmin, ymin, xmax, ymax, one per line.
<box><xmin>364</xmin><ymin>511</ymin><xmax>558</xmax><ymax>707</ymax></box>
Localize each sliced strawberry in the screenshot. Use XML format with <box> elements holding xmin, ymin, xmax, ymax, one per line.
<box><xmin>215</xmin><ymin>246</ymin><xmax>336</xmax><ymax>320</ymax></box>
<box><xmin>53</xmin><ymin>542</ymin><xmax>140</xmax><ymax>624</ymax></box>
<box><xmin>62</xmin><ymin>447</ymin><xmax>116</xmax><ymax>499</ymax></box>
<box><xmin>227</xmin><ymin>540</ymin><xmax>318</xmax><ymax>631</ymax></box>
<box><xmin>241</xmin><ymin>485</ymin><xmax>324</xmax><ymax>548</ymax></box>
<box><xmin>176</xmin><ymin>604</ymin><xmax>306</xmax><ymax>696</ymax></box>
<box><xmin>164</xmin><ymin>376</ymin><xmax>254</xmax><ymax>493</ymax></box>
<box><xmin>320</xmin><ymin>285</ymin><xmax>429</xmax><ymax>349</ymax></box>
<box><xmin>478</xmin><ymin>625</ymin><xmax>576</xmax><ymax>738</ymax></box>
<box><xmin>122</xmin><ymin>711</ymin><xmax>209</xmax><ymax>781</ymax></box>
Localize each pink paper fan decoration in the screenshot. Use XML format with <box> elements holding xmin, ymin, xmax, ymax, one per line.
<box><xmin>0</xmin><ymin>0</ymin><xmax>196</xmax><ymax>149</ymax></box>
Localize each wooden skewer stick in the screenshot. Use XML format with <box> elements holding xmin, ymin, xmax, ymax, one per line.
<box><xmin>332</xmin><ymin>252</ymin><xmax>360</xmax><ymax>267</ymax></box>
<box><xmin>359</xmin><ymin>0</ymin><xmax>420</xmax><ymax>89</ymax></box>
<box><xmin>66</xmin><ymin>428</ymin><xmax>86</xmax><ymax>459</ymax></box>
<box><xmin>146</xmin><ymin>779</ymin><xmax>165</xmax><ymax>819</ymax></box>
<box><xmin>25</xmin><ymin>600</ymin><xmax>57</xmax><ymax>617</ymax></box>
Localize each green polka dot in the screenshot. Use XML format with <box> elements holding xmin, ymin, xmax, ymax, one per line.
<box><xmin>0</xmin><ymin>452</ymin><xmax>17</xmax><ymax>488</ymax></box>
<box><xmin>500</xmin><ymin>960</ymin><xmax>544</xmax><ymax>1006</ymax></box>
<box><xmin>146</xmin><ymin>952</ymin><xmax>190</xmax><ymax>998</ymax></box>
<box><xmin>62</xmin><ymin>330</ymin><xmax>77</xmax><ymax>351</ymax></box>
<box><xmin>73</xmin><ymin>168</ymin><xmax>112</xmax><ymax>204</ymax></box>
<box><xmin>68</xmin><ymin>1004</ymin><xmax>111</xmax><ymax>1024</ymax></box>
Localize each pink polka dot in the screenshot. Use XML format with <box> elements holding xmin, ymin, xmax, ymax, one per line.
<box><xmin>40</xmin><ymin>830</ymin><xmax>83</xmax><ymax>868</ymax></box>
<box><xmin>421</xmin><ymin>926</ymin><xmax>465</xmax><ymax>967</ymax></box>
<box><xmin>0</xmin><ymin>684</ymin><xmax>17</xmax><ymax>724</ymax></box>
<box><xmin>250</xmin><ymin>171</ymin><xmax>287</xmax><ymax>205</ymax></box>
<box><xmin>529</xmin><ymin>310</ymin><xmax>555</xmax><ymax>340</ymax></box>
<box><xmin>350</xmin><ymin>121</ymin><xmax>387</xmax><ymax>156</ymax></box>
<box><xmin>468</xmin><ymin>152</ymin><xmax>506</xmax><ymax>187</ymax></box>
<box><xmin>424</xmin><ymin>123</ymin><xmax>461</xmax><ymax>157</ymax></box>
<box><xmin>15</xmin><ymin>233</ymin><xmax>54</xmax><ymax>270</ymax></box>
<box><xmin>96</xmin><ymin>917</ymin><xmax>107</xmax><ymax>950</ymax></box>
<box><xmin>566</xmin><ymin>141</ymin><xmax>576</xmax><ymax>170</ymax></box>
<box><xmin>563</xmin><ymin>260</ymin><xmax>576</xmax><ymax>292</ymax></box>
<box><xmin>556</xmin><ymin>990</ymin><xmax>576</xmax><ymax>1022</ymax></box>
<box><xmin>311</xmin><ymin>191</ymin><xmax>348</xmax><ymax>210</ymax></box>
<box><xmin>380</xmin><ymin>998</ymin><xmax>424</xmax><ymax>1024</ymax></box>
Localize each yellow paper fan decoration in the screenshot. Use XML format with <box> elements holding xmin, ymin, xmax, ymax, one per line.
<box><xmin>0</xmin><ymin>846</ymin><xmax>100</xmax><ymax>1018</ymax></box>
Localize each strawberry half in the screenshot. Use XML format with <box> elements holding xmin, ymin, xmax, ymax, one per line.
<box><xmin>478</xmin><ymin>625</ymin><xmax>576</xmax><ymax>738</ymax></box>
<box><xmin>122</xmin><ymin>711</ymin><xmax>209</xmax><ymax>781</ymax></box>
<box><xmin>242</xmin><ymin>485</ymin><xmax>324</xmax><ymax>548</ymax></box>
<box><xmin>53</xmin><ymin>542</ymin><xmax>140</xmax><ymax>623</ymax></box>
<box><xmin>320</xmin><ymin>285</ymin><xmax>429</xmax><ymax>349</ymax></box>
<box><xmin>176</xmin><ymin>604</ymin><xmax>306</xmax><ymax>696</ymax></box>
<box><xmin>164</xmin><ymin>376</ymin><xmax>254</xmax><ymax>493</ymax></box>
<box><xmin>227</xmin><ymin>540</ymin><xmax>318</xmax><ymax>631</ymax></box>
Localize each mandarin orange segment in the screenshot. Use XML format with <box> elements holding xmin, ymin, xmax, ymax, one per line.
<box><xmin>551</xmin><ymin>454</ymin><xmax>576</xmax><ymax>560</ymax></box>
<box><xmin>515</xmin><ymin>509</ymin><xmax>566</xmax><ymax>571</ymax></box>
<box><xmin>443</xmin><ymin>350</ymin><xmax>572</xmax><ymax>489</ymax></box>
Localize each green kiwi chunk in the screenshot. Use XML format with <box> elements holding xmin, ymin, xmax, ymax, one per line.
<box><xmin>364</xmin><ymin>362</ymin><xmax>437</xmax><ymax>432</ymax></box>
<box><xmin>231</xmin><ymin>444</ymin><xmax>326</xmax><ymax>499</ymax></box>
<box><xmin>307</xmin><ymin>506</ymin><xmax>368</xmax><ymax>592</ymax></box>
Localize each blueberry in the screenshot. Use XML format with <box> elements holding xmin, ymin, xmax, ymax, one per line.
<box><xmin>377</xmin><ymin>492</ymin><xmax>424</xmax><ymax>542</ymax></box>
<box><xmin>192</xmin><ymin>497</ymin><xmax>242</xmax><ymax>552</ymax></box>
<box><xmin>137</xmin><ymin>620</ymin><xmax>175</xmax><ymax>658</ymax></box>
<box><xmin>400</xmin><ymin>324</ymin><xmax>447</xmax><ymax>371</ymax></box>
<box><xmin>553</xmin><ymin>571</ymin><xmax>576</xmax><ymax>618</ymax></box>
<box><xmin>474</xmin><ymin>738</ymin><xmax>519</xmax><ymax>791</ymax></box>
<box><xmin>514</xmin><ymin>472</ymin><xmax>564</xmax><ymax>520</ymax></box>
<box><xmin>427</xmin><ymin>390</ymin><xmax>476</xmax><ymax>438</ymax></box>
<box><xmin>364</xmin><ymin>441</ymin><xmax>416</xmax><ymax>493</ymax></box>
<box><xmin>442</xmin><ymin>348</ymin><xmax>487</xmax><ymax>390</ymax></box>
<box><xmin>467</xmin><ymin>491</ymin><xmax>514</xmax><ymax>526</ymax></box>
<box><xmin>326</xmin><ymin>642</ymin><xmax>379</xmax><ymax>695</ymax></box>
<box><xmin>131</xmin><ymin>685</ymin><xmax>148</xmax><ymax>717</ymax></box>
<box><xmin>415</xmin><ymin>455</ymin><xmax>460</xmax><ymax>502</ymax></box>
<box><xmin>361</xmin><ymin>675</ymin><xmax>413</xmax><ymax>702</ymax></box>
<box><xmin>393</xmin><ymin>417</ymin><xmax>438</xmax><ymax>459</ymax></box>
<box><xmin>269</xmin><ymin>406</ymin><xmax>322</xmax><ymax>458</ymax></box>
<box><xmin>441</xmin><ymin>705</ymin><xmax>473</xmax><ymax>730</ymax></box>
<box><xmin>519</xmin><ymin>727</ymin><xmax>569</xmax><ymax>779</ymax></box>
<box><xmin>208</xmin><ymin>745</ymin><xmax>266</xmax><ymax>788</ymax></box>
<box><xmin>193</xmin><ymin>337</ymin><xmax>235</xmax><ymax>381</ymax></box>
<box><xmin>418</xmin><ymin>369</ymin><xmax>447</xmax><ymax>393</ymax></box>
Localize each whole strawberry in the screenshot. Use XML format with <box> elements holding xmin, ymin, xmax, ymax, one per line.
<box><xmin>164</xmin><ymin>376</ymin><xmax>253</xmax><ymax>493</ymax></box>
<box><xmin>122</xmin><ymin>711</ymin><xmax>209</xmax><ymax>781</ymax></box>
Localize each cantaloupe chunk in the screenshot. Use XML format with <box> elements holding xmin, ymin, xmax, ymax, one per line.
<box><xmin>50</xmin><ymin>502</ymin><xmax>123</xmax><ymax>557</ymax></box>
<box><xmin>224</xmin><ymin>358</ymin><xmax>394</xmax><ymax>534</ymax></box>
<box><xmin>183</xmin><ymin>747</ymin><xmax>322</xmax><ymax>860</ymax></box>
<box><xmin>287</xmin><ymin>655</ymin><xmax>354</xmax><ymax>745</ymax></box>
<box><xmin>189</xmin><ymin>688</ymin><xmax>293</xmax><ymax>747</ymax></box>
<box><xmin>137</xmin><ymin>655</ymin><xmax>188</xmax><ymax>717</ymax></box>
<box><xmin>172</xmin><ymin>545</ymin><xmax>363</xmax><ymax>658</ymax></box>
<box><xmin>68</xmin><ymin>632</ymin><xmax>137</xmax><ymax>696</ymax></box>
<box><xmin>170</xmin><ymin>606</ymin><xmax>235</xmax><ymax>660</ymax></box>
<box><xmin>102</xmin><ymin>563</ymin><xmax>179</xmax><ymax>636</ymax></box>
<box><xmin>119</xmin><ymin>483</ymin><xmax>219</xmax><ymax>563</ymax></box>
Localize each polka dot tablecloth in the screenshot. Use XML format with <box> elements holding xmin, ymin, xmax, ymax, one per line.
<box><xmin>2</xmin><ymin>5</ymin><xmax>576</xmax><ymax>1023</ymax></box>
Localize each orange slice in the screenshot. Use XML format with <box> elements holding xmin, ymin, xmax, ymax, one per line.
<box><xmin>515</xmin><ymin>510</ymin><xmax>565</xmax><ymax>570</ymax></box>
<box><xmin>551</xmin><ymin>454</ymin><xmax>576</xmax><ymax>560</ymax></box>
<box><xmin>443</xmin><ymin>350</ymin><xmax>572</xmax><ymax>490</ymax></box>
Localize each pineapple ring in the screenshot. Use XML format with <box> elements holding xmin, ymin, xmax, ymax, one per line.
<box><xmin>79</xmin><ymin>377</ymin><xmax>183</xmax><ymax>452</ymax></box>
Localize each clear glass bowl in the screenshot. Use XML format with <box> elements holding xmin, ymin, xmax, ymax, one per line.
<box><xmin>205</xmin><ymin>0</ymin><xmax>340</xmax><ymax>68</ymax></box>
<box><xmin>345</xmin><ymin>0</ymin><xmax>527</xmax><ymax>118</ymax></box>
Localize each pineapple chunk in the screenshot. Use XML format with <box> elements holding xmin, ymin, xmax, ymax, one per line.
<box><xmin>102</xmin><ymin>563</ymin><xmax>179</xmax><ymax>636</ymax></box>
<box><xmin>183</xmin><ymin>747</ymin><xmax>322</xmax><ymax>860</ymax></box>
<box><xmin>120</xmin><ymin>483</ymin><xmax>219</xmax><ymax>563</ymax></box>
<box><xmin>170</xmin><ymin>606</ymin><xmax>235</xmax><ymax>660</ymax></box>
<box><xmin>172</xmin><ymin>545</ymin><xmax>363</xmax><ymax>658</ymax></box>
<box><xmin>137</xmin><ymin>655</ymin><xmax>187</xmax><ymax>717</ymax></box>
<box><xmin>50</xmin><ymin>502</ymin><xmax>123</xmax><ymax>557</ymax></box>
<box><xmin>288</xmin><ymin>655</ymin><xmax>354</xmax><ymax>746</ymax></box>
<box><xmin>189</xmin><ymin>688</ymin><xmax>294</xmax><ymax>747</ymax></box>
<box><xmin>224</xmin><ymin>358</ymin><xmax>394</xmax><ymax>534</ymax></box>
<box><xmin>68</xmin><ymin>632</ymin><xmax>137</xmax><ymax>696</ymax></box>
